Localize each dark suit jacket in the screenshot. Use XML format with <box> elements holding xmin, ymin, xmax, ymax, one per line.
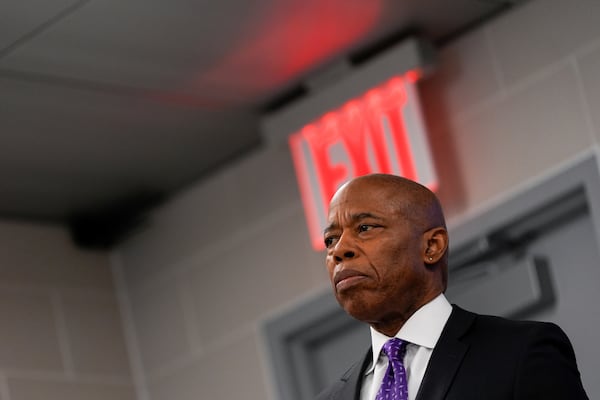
<box><xmin>316</xmin><ymin>305</ymin><xmax>588</xmax><ymax>400</ymax></box>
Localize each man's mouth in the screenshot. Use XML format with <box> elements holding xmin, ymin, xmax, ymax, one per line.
<box><xmin>334</xmin><ymin>269</ymin><xmax>367</xmax><ymax>291</ymax></box>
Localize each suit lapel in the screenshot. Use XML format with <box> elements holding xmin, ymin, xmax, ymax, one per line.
<box><xmin>414</xmin><ymin>306</ymin><xmax>475</xmax><ymax>400</ymax></box>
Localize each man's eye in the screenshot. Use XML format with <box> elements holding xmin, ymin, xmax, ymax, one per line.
<box><xmin>324</xmin><ymin>236</ymin><xmax>337</xmax><ymax>248</ymax></box>
<box><xmin>358</xmin><ymin>224</ymin><xmax>373</xmax><ymax>232</ymax></box>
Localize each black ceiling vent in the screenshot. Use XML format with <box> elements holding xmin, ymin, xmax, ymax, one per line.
<box><xmin>68</xmin><ymin>190</ymin><xmax>165</xmax><ymax>250</ymax></box>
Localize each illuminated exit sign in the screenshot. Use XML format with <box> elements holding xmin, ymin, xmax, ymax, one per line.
<box><xmin>289</xmin><ymin>72</ymin><xmax>437</xmax><ymax>250</ymax></box>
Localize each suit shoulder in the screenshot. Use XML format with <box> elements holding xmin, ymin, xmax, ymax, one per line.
<box><xmin>314</xmin><ymin>354</ymin><xmax>368</xmax><ymax>400</ymax></box>
<box><xmin>450</xmin><ymin>306</ymin><xmax>573</xmax><ymax>351</ymax></box>
<box><xmin>454</xmin><ymin>305</ymin><xmax>562</xmax><ymax>334</ymax></box>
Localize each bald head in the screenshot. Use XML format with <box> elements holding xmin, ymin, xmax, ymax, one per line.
<box><xmin>333</xmin><ymin>174</ymin><xmax>446</xmax><ymax>232</ymax></box>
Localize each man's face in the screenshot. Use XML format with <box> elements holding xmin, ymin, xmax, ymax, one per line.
<box><xmin>324</xmin><ymin>179</ymin><xmax>431</xmax><ymax>332</ymax></box>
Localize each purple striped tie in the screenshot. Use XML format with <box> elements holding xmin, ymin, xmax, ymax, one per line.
<box><xmin>375</xmin><ymin>338</ymin><xmax>409</xmax><ymax>400</ymax></box>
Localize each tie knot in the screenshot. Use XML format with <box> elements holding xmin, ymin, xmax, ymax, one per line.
<box><xmin>382</xmin><ymin>338</ymin><xmax>407</xmax><ymax>362</ymax></box>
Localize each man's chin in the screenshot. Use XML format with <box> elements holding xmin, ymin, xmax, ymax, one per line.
<box><xmin>337</xmin><ymin>296</ymin><xmax>376</xmax><ymax>323</ymax></box>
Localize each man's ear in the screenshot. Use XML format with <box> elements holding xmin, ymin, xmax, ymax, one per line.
<box><xmin>422</xmin><ymin>227</ymin><xmax>448</xmax><ymax>264</ymax></box>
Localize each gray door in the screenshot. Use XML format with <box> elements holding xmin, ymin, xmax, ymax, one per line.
<box><xmin>447</xmin><ymin>196</ymin><xmax>600</xmax><ymax>397</ymax></box>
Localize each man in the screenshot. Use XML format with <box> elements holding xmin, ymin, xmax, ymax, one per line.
<box><xmin>316</xmin><ymin>174</ymin><xmax>588</xmax><ymax>400</ymax></box>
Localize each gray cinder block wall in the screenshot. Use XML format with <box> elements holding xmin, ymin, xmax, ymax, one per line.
<box><xmin>0</xmin><ymin>220</ymin><xmax>135</xmax><ymax>400</ymax></box>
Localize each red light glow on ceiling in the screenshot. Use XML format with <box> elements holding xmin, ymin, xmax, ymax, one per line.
<box><xmin>192</xmin><ymin>1</ymin><xmax>383</xmax><ymax>97</ymax></box>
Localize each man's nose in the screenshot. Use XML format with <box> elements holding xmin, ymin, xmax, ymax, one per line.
<box><xmin>332</xmin><ymin>233</ymin><xmax>356</xmax><ymax>262</ymax></box>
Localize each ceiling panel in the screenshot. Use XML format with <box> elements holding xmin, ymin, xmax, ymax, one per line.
<box><xmin>0</xmin><ymin>0</ymin><xmax>81</xmax><ymax>50</ymax></box>
<box><xmin>0</xmin><ymin>0</ymin><xmax>390</xmax><ymax>103</ymax></box>
<box><xmin>0</xmin><ymin>76</ymin><xmax>259</xmax><ymax>219</ymax></box>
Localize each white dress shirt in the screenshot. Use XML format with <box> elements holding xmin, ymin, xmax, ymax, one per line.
<box><xmin>360</xmin><ymin>294</ymin><xmax>452</xmax><ymax>400</ymax></box>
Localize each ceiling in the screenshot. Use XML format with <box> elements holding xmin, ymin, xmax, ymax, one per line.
<box><xmin>0</xmin><ymin>0</ymin><xmax>522</xmax><ymax>247</ymax></box>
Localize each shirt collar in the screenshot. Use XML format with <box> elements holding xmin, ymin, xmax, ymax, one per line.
<box><xmin>366</xmin><ymin>293</ymin><xmax>452</xmax><ymax>373</ymax></box>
